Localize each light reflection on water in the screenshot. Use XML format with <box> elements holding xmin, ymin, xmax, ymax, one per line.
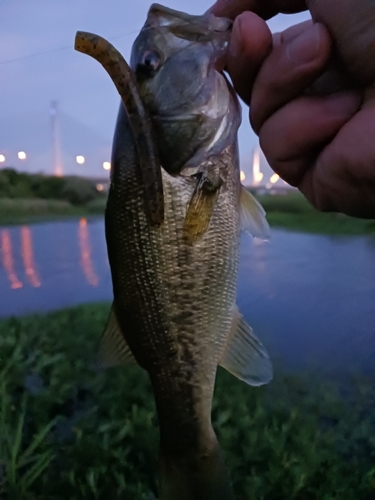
<box><xmin>78</xmin><ymin>218</ymin><xmax>99</xmax><ymax>287</ymax></box>
<box><xmin>0</xmin><ymin>218</ymin><xmax>111</xmax><ymax>317</ymax></box>
<box><xmin>0</xmin><ymin>218</ymin><xmax>373</xmax><ymax>377</ymax></box>
<box><xmin>21</xmin><ymin>226</ymin><xmax>41</xmax><ymax>288</ymax></box>
<box><xmin>1</xmin><ymin>229</ymin><xmax>23</xmax><ymax>289</ymax></box>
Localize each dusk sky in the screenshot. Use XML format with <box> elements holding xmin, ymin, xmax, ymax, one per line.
<box><xmin>0</xmin><ymin>0</ymin><xmax>309</xmax><ymax>178</ymax></box>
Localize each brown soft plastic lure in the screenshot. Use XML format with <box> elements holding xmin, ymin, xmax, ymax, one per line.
<box><xmin>74</xmin><ymin>31</ymin><xmax>164</xmax><ymax>226</ymax></box>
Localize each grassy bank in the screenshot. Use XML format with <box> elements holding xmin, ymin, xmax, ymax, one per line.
<box><xmin>0</xmin><ymin>169</ymin><xmax>106</xmax><ymax>225</ymax></box>
<box><xmin>1</xmin><ymin>188</ymin><xmax>374</xmax><ymax>237</ymax></box>
<box><xmin>0</xmin><ymin>304</ymin><xmax>373</xmax><ymax>499</ymax></box>
<box><xmin>255</xmin><ymin>192</ymin><xmax>375</xmax><ymax>236</ymax></box>
<box><xmin>0</xmin><ymin>198</ymin><xmax>106</xmax><ymax>225</ymax></box>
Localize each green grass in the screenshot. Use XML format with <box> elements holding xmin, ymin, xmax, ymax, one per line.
<box><xmin>255</xmin><ymin>192</ymin><xmax>375</xmax><ymax>235</ymax></box>
<box><xmin>1</xmin><ymin>190</ymin><xmax>374</xmax><ymax>237</ymax></box>
<box><xmin>0</xmin><ymin>198</ymin><xmax>106</xmax><ymax>225</ymax></box>
<box><xmin>0</xmin><ymin>304</ymin><xmax>374</xmax><ymax>499</ymax></box>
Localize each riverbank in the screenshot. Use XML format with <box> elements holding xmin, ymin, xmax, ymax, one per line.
<box><xmin>1</xmin><ymin>193</ymin><xmax>374</xmax><ymax>236</ymax></box>
<box><xmin>0</xmin><ymin>168</ymin><xmax>106</xmax><ymax>225</ymax></box>
<box><xmin>0</xmin><ymin>197</ymin><xmax>106</xmax><ymax>225</ymax></box>
<box><xmin>1</xmin><ymin>303</ymin><xmax>373</xmax><ymax>499</ymax></box>
<box><xmin>256</xmin><ymin>192</ymin><xmax>375</xmax><ymax>236</ymax></box>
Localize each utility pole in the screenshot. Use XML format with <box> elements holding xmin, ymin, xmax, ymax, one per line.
<box><xmin>50</xmin><ymin>100</ymin><xmax>63</xmax><ymax>176</ymax></box>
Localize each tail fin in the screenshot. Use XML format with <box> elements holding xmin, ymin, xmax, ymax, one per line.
<box><xmin>158</xmin><ymin>434</ymin><xmax>235</xmax><ymax>500</ymax></box>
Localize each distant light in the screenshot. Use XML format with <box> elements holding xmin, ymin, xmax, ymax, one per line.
<box><xmin>240</xmin><ymin>171</ymin><xmax>246</xmax><ymax>182</ymax></box>
<box><xmin>0</xmin><ymin>155</ymin><xmax>5</xmax><ymax>163</ymax></box>
<box><xmin>76</xmin><ymin>155</ymin><xmax>85</xmax><ymax>165</ymax></box>
<box><xmin>18</xmin><ymin>151</ymin><xmax>26</xmax><ymax>160</ymax></box>
<box><xmin>96</xmin><ymin>183</ymin><xmax>104</xmax><ymax>192</ymax></box>
<box><xmin>103</xmin><ymin>161</ymin><xmax>111</xmax><ymax>171</ymax></box>
<box><xmin>252</xmin><ymin>148</ymin><xmax>262</xmax><ymax>185</ymax></box>
<box><xmin>270</xmin><ymin>174</ymin><xmax>280</xmax><ymax>184</ymax></box>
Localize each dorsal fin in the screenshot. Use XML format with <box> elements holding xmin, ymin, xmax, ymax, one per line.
<box><xmin>97</xmin><ymin>303</ymin><xmax>136</xmax><ymax>369</ymax></box>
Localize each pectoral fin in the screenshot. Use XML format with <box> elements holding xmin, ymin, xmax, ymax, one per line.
<box><xmin>219</xmin><ymin>306</ymin><xmax>273</xmax><ymax>386</ymax></box>
<box><xmin>240</xmin><ymin>186</ymin><xmax>270</xmax><ymax>240</ymax></box>
<box><xmin>184</xmin><ymin>171</ymin><xmax>223</xmax><ymax>245</ymax></box>
<box><xmin>97</xmin><ymin>303</ymin><xmax>136</xmax><ymax>369</ymax></box>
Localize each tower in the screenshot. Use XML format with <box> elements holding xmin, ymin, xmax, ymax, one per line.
<box><xmin>50</xmin><ymin>100</ymin><xmax>63</xmax><ymax>177</ymax></box>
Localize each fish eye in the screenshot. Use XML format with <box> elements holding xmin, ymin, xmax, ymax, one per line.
<box><xmin>137</xmin><ymin>50</ymin><xmax>161</xmax><ymax>75</ymax></box>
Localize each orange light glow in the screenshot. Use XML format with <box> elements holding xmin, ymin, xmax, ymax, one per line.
<box><xmin>21</xmin><ymin>226</ymin><xmax>41</xmax><ymax>288</ymax></box>
<box><xmin>252</xmin><ymin>148</ymin><xmax>264</xmax><ymax>184</ymax></box>
<box><xmin>78</xmin><ymin>218</ymin><xmax>99</xmax><ymax>287</ymax></box>
<box><xmin>240</xmin><ymin>171</ymin><xmax>246</xmax><ymax>182</ymax></box>
<box><xmin>270</xmin><ymin>174</ymin><xmax>280</xmax><ymax>184</ymax></box>
<box><xmin>1</xmin><ymin>230</ymin><xmax>23</xmax><ymax>289</ymax></box>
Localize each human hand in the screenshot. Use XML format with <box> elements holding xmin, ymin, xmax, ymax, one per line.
<box><xmin>210</xmin><ymin>1</ymin><xmax>375</xmax><ymax>218</ymax></box>
<box><xmin>209</xmin><ymin>0</ymin><xmax>307</xmax><ymax>22</ymax></box>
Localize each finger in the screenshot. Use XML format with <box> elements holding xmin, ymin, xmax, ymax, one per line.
<box><xmin>250</xmin><ymin>22</ymin><xmax>331</xmax><ymax>133</ymax></box>
<box><xmin>226</xmin><ymin>12</ymin><xmax>272</xmax><ymax>104</ymax></box>
<box><xmin>259</xmin><ymin>92</ymin><xmax>361</xmax><ymax>186</ymax></box>
<box><xmin>273</xmin><ymin>19</ymin><xmax>313</xmax><ymax>46</ymax></box>
<box><xmin>299</xmin><ymin>106</ymin><xmax>375</xmax><ymax>217</ymax></box>
<box><xmin>226</xmin><ymin>19</ymin><xmax>313</xmax><ymax>105</ymax></box>
<box><xmin>209</xmin><ymin>0</ymin><xmax>307</xmax><ymax>20</ymax></box>
<box><xmin>307</xmin><ymin>0</ymin><xmax>375</xmax><ymax>86</ymax></box>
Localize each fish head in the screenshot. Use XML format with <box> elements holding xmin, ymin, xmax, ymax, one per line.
<box><xmin>130</xmin><ymin>4</ymin><xmax>241</xmax><ymax>175</ymax></box>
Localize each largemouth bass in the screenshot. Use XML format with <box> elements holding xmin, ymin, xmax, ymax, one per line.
<box><xmin>98</xmin><ymin>4</ymin><xmax>272</xmax><ymax>499</ymax></box>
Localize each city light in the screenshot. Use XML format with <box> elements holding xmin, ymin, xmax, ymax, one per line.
<box><xmin>103</xmin><ymin>161</ymin><xmax>111</xmax><ymax>171</ymax></box>
<box><xmin>0</xmin><ymin>155</ymin><xmax>5</xmax><ymax>163</ymax></box>
<box><xmin>252</xmin><ymin>148</ymin><xmax>264</xmax><ymax>185</ymax></box>
<box><xmin>96</xmin><ymin>184</ymin><xmax>104</xmax><ymax>192</ymax></box>
<box><xmin>270</xmin><ymin>174</ymin><xmax>280</xmax><ymax>184</ymax></box>
<box><xmin>240</xmin><ymin>171</ymin><xmax>246</xmax><ymax>182</ymax></box>
<box><xmin>18</xmin><ymin>151</ymin><xmax>26</xmax><ymax>160</ymax></box>
<box><xmin>76</xmin><ymin>155</ymin><xmax>85</xmax><ymax>165</ymax></box>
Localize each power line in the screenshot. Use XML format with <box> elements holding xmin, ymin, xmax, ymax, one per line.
<box><xmin>0</xmin><ymin>29</ymin><xmax>140</xmax><ymax>66</ymax></box>
<box><xmin>0</xmin><ymin>45</ymin><xmax>72</xmax><ymax>65</ymax></box>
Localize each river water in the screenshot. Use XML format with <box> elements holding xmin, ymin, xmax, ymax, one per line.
<box><xmin>0</xmin><ymin>217</ymin><xmax>373</xmax><ymax>377</ymax></box>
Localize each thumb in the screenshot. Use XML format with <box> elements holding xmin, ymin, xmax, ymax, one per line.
<box><xmin>226</xmin><ymin>12</ymin><xmax>273</xmax><ymax>104</ymax></box>
<box><xmin>308</xmin><ymin>0</ymin><xmax>375</xmax><ymax>86</ymax></box>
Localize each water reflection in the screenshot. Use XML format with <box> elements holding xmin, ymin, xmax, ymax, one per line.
<box><xmin>78</xmin><ymin>218</ymin><xmax>99</xmax><ymax>287</ymax></box>
<box><xmin>0</xmin><ymin>220</ymin><xmax>101</xmax><ymax>292</ymax></box>
<box><xmin>0</xmin><ymin>220</ymin><xmax>373</xmax><ymax>377</ymax></box>
<box><xmin>21</xmin><ymin>226</ymin><xmax>41</xmax><ymax>288</ymax></box>
<box><xmin>1</xmin><ymin>229</ymin><xmax>23</xmax><ymax>289</ymax></box>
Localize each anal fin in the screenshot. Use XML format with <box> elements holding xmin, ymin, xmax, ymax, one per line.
<box><xmin>219</xmin><ymin>306</ymin><xmax>273</xmax><ymax>386</ymax></box>
<box><xmin>97</xmin><ymin>303</ymin><xmax>136</xmax><ymax>369</ymax></box>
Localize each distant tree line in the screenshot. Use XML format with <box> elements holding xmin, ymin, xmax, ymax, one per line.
<box><xmin>0</xmin><ymin>168</ymin><xmax>105</xmax><ymax>205</ymax></box>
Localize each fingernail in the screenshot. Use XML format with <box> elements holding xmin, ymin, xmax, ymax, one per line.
<box><xmin>229</xmin><ymin>17</ymin><xmax>244</xmax><ymax>58</ymax></box>
<box><xmin>287</xmin><ymin>23</ymin><xmax>322</xmax><ymax>65</ymax></box>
